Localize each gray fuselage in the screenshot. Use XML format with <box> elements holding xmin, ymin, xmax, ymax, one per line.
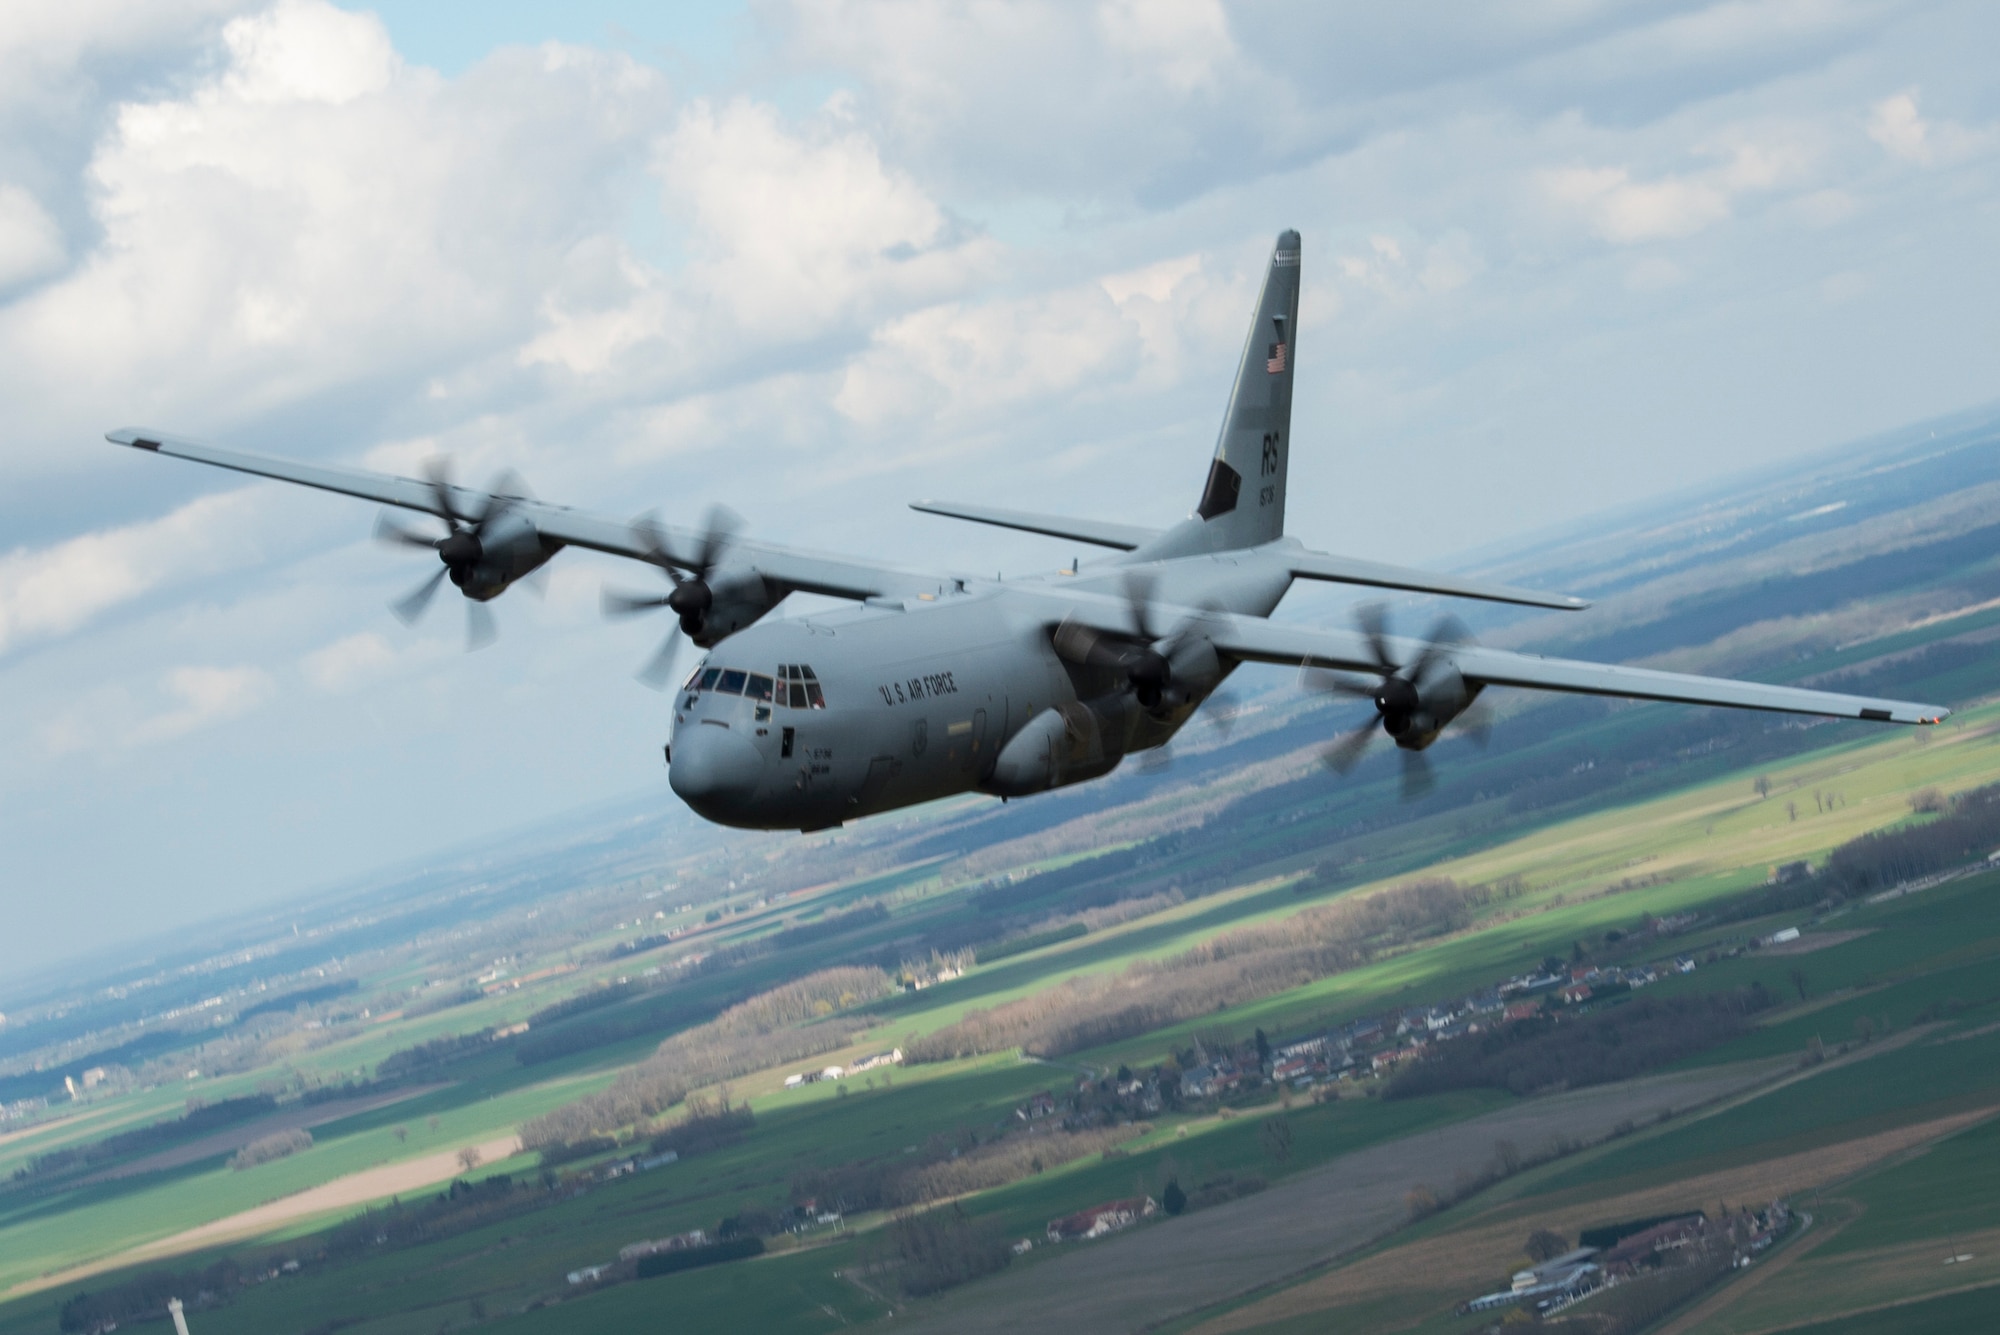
<box><xmin>666</xmin><ymin>552</ymin><xmax>1291</xmax><ymax>830</ymax></box>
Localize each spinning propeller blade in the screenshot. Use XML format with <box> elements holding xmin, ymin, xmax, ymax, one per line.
<box><xmin>603</xmin><ymin>506</ymin><xmax>742</xmax><ymax>687</ymax></box>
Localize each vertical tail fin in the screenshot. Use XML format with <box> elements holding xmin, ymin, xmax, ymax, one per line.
<box><xmin>1195</xmin><ymin>230</ymin><xmax>1300</xmax><ymax>550</ymax></box>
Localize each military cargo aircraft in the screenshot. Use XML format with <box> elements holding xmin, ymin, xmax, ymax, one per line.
<box><xmin>108</xmin><ymin>230</ymin><xmax>1947</xmax><ymax>831</ymax></box>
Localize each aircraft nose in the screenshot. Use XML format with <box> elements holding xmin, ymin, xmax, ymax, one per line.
<box><xmin>668</xmin><ymin>723</ymin><xmax>763</xmax><ymax>819</ymax></box>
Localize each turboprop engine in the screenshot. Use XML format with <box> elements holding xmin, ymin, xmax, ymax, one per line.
<box><xmin>1308</xmin><ymin>606</ymin><xmax>1492</xmax><ymax>799</ymax></box>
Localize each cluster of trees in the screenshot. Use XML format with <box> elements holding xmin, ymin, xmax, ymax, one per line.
<box><xmin>400</xmin><ymin>986</ymin><xmax>484</xmax><ymax>1020</ymax></box>
<box><xmin>634</xmin><ymin>1236</ymin><xmax>763</xmax><ymax>1278</ymax></box>
<box><xmin>14</xmin><ymin>1094</ymin><xmax>278</xmax><ymax>1183</ymax></box>
<box><xmin>909</xmin><ymin>879</ymin><xmax>1486</xmax><ymax>1063</ymax></box>
<box><xmin>648</xmin><ymin>1093</ymin><xmax>754</xmax><ymax>1160</ymax></box>
<box><xmin>512</xmin><ymin>995</ymin><xmax>714</xmax><ymax>1068</ymax></box>
<box><xmin>234</xmin><ymin>980</ymin><xmax>359</xmax><ymax>1023</ymax></box>
<box><xmin>324</xmin><ymin>1173</ymin><xmax>536</xmax><ymax>1259</ymax></box>
<box><xmin>1387</xmin><ymin>987</ymin><xmax>1774</xmax><ymax>1100</ymax></box>
<box><xmin>524</xmin><ymin>981</ymin><xmax>642</xmax><ymax>1027</ymax></box>
<box><xmin>229</xmin><ymin>1127</ymin><xmax>311</xmax><ymax>1170</ymax></box>
<box><xmin>1821</xmin><ymin>781</ymin><xmax>2000</xmax><ymax>893</ymax></box>
<box><xmin>881</xmin><ymin>1203</ymin><xmax>1013</xmax><ymax>1296</ymax></box>
<box><xmin>792</xmin><ymin>1124</ymin><xmax>1136</xmax><ymax>1216</ymax></box>
<box><xmin>519</xmin><ymin>967</ymin><xmax>892</xmax><ymax>1150</ymax></box>
<box><xmin>376</xmin><ymin>1029</ymin><xmax>496</xmax><ymax>1080</ymax></box>
<box><xmin>1708</xmin><ymin>780</ymin><xmax>2000</xmax><ymax>930</ymax></box>
<box><xmin>59</xmin><ymin>1258</ymin><xmax>245</xmax><ymax>1332</ymax></box>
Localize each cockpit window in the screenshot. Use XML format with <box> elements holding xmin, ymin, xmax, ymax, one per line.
<box><xmin>745</xmin><ymin>673</ymin><xmax>774</xmax><ymax>702</ymax></box>
<box><xmin>716</xmin><ymin>669</ymin><xmax>748</xmax><ymax>695</ymax></box>
<box><xmin>776</xmin><ymin>664</ymin><xmax>826</xmax><ymax>708</ymax></box>
<box><xmin>697</xmin><ymin>667</ymin><xmax>721</xmax><ymax>691</ymax></box>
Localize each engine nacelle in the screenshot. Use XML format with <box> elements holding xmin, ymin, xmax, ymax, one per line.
<box><xmin>1382</xmin><ymin>666</ymin><xmax>1479</xmax><ymax>751</ymax></box>
<box><xmin>452</xmin><ymin>511</ymin><xmax>557</xmax><ymax>601</ymax></box>
<box><xmin>983</xmin><ymin>703</ymin><xmax>1120</xmax><ymax>797</ymax></box>
<box><xmin>687</xmin><ymin>569</ymin><xmax>780</xmax><ymax>646</ymax></box>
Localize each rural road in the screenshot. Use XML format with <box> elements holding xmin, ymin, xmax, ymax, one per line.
<box><xmin>901</xmin><ymin>1060</ymin><xmax>1787</xmax><ymax>1335</ymax></box>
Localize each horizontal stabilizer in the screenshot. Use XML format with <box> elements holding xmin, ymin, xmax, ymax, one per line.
<box><xmin>1288</xmin><ymin>548</ymin><xmax>1589</xmax><ymax>612</ymax></box>
<box><xmin>910</xmin><ymin>500</ymin><xmax>1162</xmax><ymax>551</ymax></box>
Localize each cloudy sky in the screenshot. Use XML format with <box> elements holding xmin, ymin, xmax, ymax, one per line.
<box><xmin>2</xmin><ymin>0</ymin><xmax>1996</xmax><ymax>974</ymax></box>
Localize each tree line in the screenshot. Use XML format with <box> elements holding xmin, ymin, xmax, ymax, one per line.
<box><xmin>1387</xmin><ymin>987</ymin><xmax>1775</xmax><ymax>1100</ymax></box>
<box><xmin>14</xmin><ymin>1094</ymin><xmax>277</xmax><ymax>1185</ymax></box>
<box><xmin>519</xmin><ymin>966</ymin><xmax>893</xmax><ymax>1150</ymax></box>
<box><xmin>791</xmin><ymin>1123</ymin><xmax>1137</xmax><ymax>1217</ymax></box>
<box><xmin>907</xmin><ymin>878</ymin><xmax>1486</xmax><ymax>1063</ymax></box>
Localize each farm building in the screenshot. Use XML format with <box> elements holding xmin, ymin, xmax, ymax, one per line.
<box><xmin>1046</xmin><ymin>1197</ymin><xmax>1156</xmax><ymax>1243</ymax></box>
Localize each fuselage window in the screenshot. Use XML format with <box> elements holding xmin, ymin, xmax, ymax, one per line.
<box><xmin>716</xmin><ymin>669</ymin><xmax>747</xmax><ymax>695</ymax></box>
<box><xmin>697</xmin><ymin>667</ymin><xmax>722</xmax><ymax>691</ymax></box>
<box><xmin>746</xmin><ymin>673</ymin><xmax>775</xmax><ymax>702</ymax></box>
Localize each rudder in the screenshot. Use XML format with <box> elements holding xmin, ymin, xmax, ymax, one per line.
<box><xmin>1194</xmin><ymin>230</ymin><xmax>1300</xmax><ymax>550</ymax></box>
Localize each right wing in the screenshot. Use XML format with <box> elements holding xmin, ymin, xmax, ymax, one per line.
<box><xmin>108</xmin><ymin>428</ymin><xmax>954</xmax><ymax>602</ymax></box>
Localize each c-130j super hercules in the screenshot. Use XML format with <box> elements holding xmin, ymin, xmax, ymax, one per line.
<box><xmin>110</xmin><ymin>231</ymin><xmax>1948</xmax><ymax>831</ymax></box>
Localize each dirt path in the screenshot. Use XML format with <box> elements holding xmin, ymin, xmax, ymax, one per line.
<box><xmin>896</xmin><ymin>1060</ymin><xmax>1788</xmax><ymax>1335</ymax></box>
<box><xmin>75</xmin><ymin>1084</ymin><xmax>451</xmax><ymax>1185</ymax></box>
<box><xmin>7</xmin><ymin>1133</ymin><xmax>523</xmax><ymax>1299</ymax></box>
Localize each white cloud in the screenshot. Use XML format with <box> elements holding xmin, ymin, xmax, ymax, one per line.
<box><xmin>1542</xmin><ymin>164</ymin><xmax>1733</xmax><ymax>243</ymax></box>
<box><xmin>0</xmin><ymin>489</ymin><xmax>264</xmax><ymax>655</ymax></box>
<box><xmin>657</xmin><ymin>97</ymin><xmax>992</xmax><ymax>335</ymax></box>
<box><xmin>132</xmin><ymin>664</ymin><xmax>276</xmax><ymax>743</ymax></box>
<box><xmin>756</xmin><ymin>0</ymin><xmax>1283</xmax><ymax>202</ymax></box>
<box><xmin>0</xmin><ymin>0</ymin><xmax>662</xmax><ymax>472</ymax></box>
<box><xmin>0</xmin><ymin>185</ymin><xmax>65</xmax><ymax>288</ymax></box>
<box><xmin>1867</xmin><ymin>89</ymin><xmax>1990</xmax><ymax>166</ymax></box>
<box><xmin>1539</xmin><ymin>135</ymin><xmax>1809</xmax><ymax>244</ymax></box>
<box><xmin>300</xmin><ymin>630</ymin><xmax>398</xmax><ymax>692</ymax></box>
<box><xmin>220</xmin><ymin>0</ymin><xmax>395</xmax><ymax>105</ymax></box>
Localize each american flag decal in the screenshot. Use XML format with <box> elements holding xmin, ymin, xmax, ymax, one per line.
<box><xmin>1266</xmin><ymin>342</ymin><xmax>1287</xmax><ymax>374</ymax></box>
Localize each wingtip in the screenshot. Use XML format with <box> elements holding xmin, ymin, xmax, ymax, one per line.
<box><xmin>106</xmin><ymin>427</ymin><xmax>161</xmax><ymax>450</ymax></box>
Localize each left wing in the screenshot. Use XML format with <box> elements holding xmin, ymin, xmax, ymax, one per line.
<box><xmin>1201</xmin><ymin>611</ymin><xmax>1947</xmax><ymax>724</ymax></box>
<box><xmin>107</xmin><ymin>428</ymin><xmax>953</xmax><ymax>602</ymax></box>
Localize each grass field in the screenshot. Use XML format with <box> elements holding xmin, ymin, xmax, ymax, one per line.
<box><xmin>7</xmin><ymin>678</ymin><xmax>2000</xmax><ymax>1332</ymax></box>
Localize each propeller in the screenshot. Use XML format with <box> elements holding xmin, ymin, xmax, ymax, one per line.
<box><xmin>1053</xmin><ymin>574</ymin><xmax>1216</xmax><ymax>712</ymax></box>
<box><xmin>1303</xmin><ymin>604</ymin><xmax>1474</xmax><ymax>801</ymax></box>
<box><xmin>375</xmin><ymin>461</ymin><xmax>524</xmax><ymax>652</ymax></box>
<box><xmin>602</xmin><ymin>506</ymin><xmax>741</xmax><ymax>688</ymax></box>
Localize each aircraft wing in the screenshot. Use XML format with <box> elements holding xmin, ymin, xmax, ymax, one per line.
<box><xmin>106</xmin><ymin>428</ymin><xmax>952</xmax><ymax>601</ymax></box>
<box><xmin>1191</xmin><ymin>612</ymin><xmax>1947</xmax><ymax>724</ymax></box>
<box><xmin>1283</xmin><ymin>546</ymin><xmax>1589</xmax><ymax>612</ymax></box>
